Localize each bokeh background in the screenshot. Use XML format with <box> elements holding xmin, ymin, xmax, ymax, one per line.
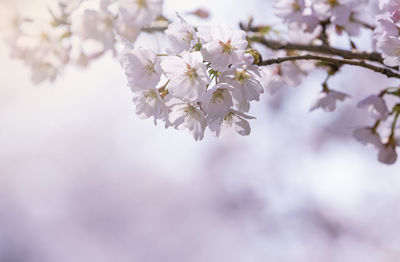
<box><xmin>1</xmin><ymin>0</ymin><xmax>400</xmax><ymax>261</ymax></box>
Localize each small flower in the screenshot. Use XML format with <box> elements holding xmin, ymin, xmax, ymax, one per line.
<box><xmin>353</xmin><ymin>127</ymin><xmax>383</xmax><ymax>148</ymax></box>
<box><xmin>377</xmin><ymin>18</ymin><xmax>400</xmax><ymax>37</ymax></box>
<box><xmin>357</xmin><ymin>94</ymin><xmax>389</xmax><ymax>120</ymax></box>
<box><xmin>199</xmin><ymin>24</ymin><xmax>248</xmax><ymax>71</ymax></box>
<box><xmin>279</xmin><ymin>62</ymin><xmax>304</xmax><ymax>87</ymax></box>
<box><xmin>200</xmin><ymin>83</ymin><xmax>233</xmax><ymax>117</ymax></box>
<box><xmin>71</xmin><ymin>9</ymin><xmax>116</xmax><ymax>51</ymax></box>
<box><xmin>310</xmin><ymin>90</ymin><xmax>349</xmax><ymax>112</ymax></box>
<box><xmin>165</xmin><ymin>14</ymin><xmax>197</xmax><ymax>54</ymax></box>
<box><xmin>312</xmin><ymin>0</ymin><xmax>351</xmax><ymax>26</ymax></box>
<box><xmin>219</xmin><ymin>64</ymin><xmax>264</xmax><ymax>112</ymax></box>
<box><xmin>260</xmin><ymin>67</ymin><xmax>287</xmax><ymax>94</ymax></box>
<box><xmin>119</xmin><ymin>0</ymin><xmax>163</xmax><ymax>28</ymax></box>
<box><xmin>378</xmin><ymin>36</ymin><xmax>400</xmax><ymax>68</ymax></box>
<box><xmin>120</xmin><ymin>47</ymin><xmax>162</xmax><ymax>91</ymax></box>
<box><xmin>10</xmin><ymin>22</ymin><xmax>70</xmax><ymax>83</ymax></box>
<box><xmin>116</xmin><ymin>19</ymin><xmax>141</xmax><ymax>43</ymax></box>
<box><xmin>161</xmin><ymin>51</ymin><xmax>210</xmax><ymax>102</ymax></box>
<box><xmin>208</xmin><ymin>110</ymin><xmax>255</xmax><ymax>137</ymax></box>
<box><xmin>378</xmin><ymin>143</ymin><xmax>398</xmax><ymax>164</ymax></box>
<box><xmin>274</xmin><ymin>0</ymin><xmax>305</xmax><ymax>24</ymax></box>
<box><xmin>379</xmin><ymin>0</ymin><xmax>400</xmax><ymax>14</ymax></box>
<box><xmin>168</xmin><ymin>99</ymin><xmax>206</xmax><ymax>141</ymax></box>
<box><xmin>132</xmin><ymin>88</ymin><xmax>168</xmax><ymax>124</ymax></box>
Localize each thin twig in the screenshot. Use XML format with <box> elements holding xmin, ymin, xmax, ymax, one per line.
<box><xmin>260</xmin><ymin>55</ymin><xmax>400</xmax><ymax>79</ymax></box>
<box><xmin>250</xmin><ymin>36</ymin><xmax>384</xmax><ymax>64</ymax></box>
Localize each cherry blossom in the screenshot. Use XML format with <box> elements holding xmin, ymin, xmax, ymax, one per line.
<box><xmin>133</xmin><ymin>88</ymin><xmax>167</xmax><ymax>124</ymax></box>
<box><xmin>200</xmin><ymin>84</ymin><xmax>233</xmax><ymax>117</ymax></box>
<box><xmin>208</xmin><ymin>110</ymin><xmax>255</xmax><ymax>137</ymax></box>
<box><xmin>165</xmin><ymin>14</ymin><xmax>197</xmax><ymax>54</ymax></box>
<box><xmin>72</xmin><ymin>9</ymin><xmax>116</xmax><ymax>51</ymax></box>
<box><xmin>310</xmin><ymin>90</ymin><xmax>349</xmax><ymax>112</ymax></box>
<box><xmin>119</xmin><ymin>0</ymin><xmax>163</xmax><ymax>28</ymax></box>
<box><xmin>160</xmin><ymin>51</ymin><xmax>210</xmax><ymax>102</ymax></box>
<box><xmin>168</xmin><ymin>100</ymin><xmax>206</xmax><ymax>141</ymax></box>
<box><xmin>120</xmin><ymin>47</ymin><xmax>162</xmax><ymax>91</ymax></box>
<box><xmin>353</xmin><ymin>127</ymin><xmax>383</xmax><ymax>148</ymax></box>
<box><xmin>357</xmin><ymin>95</ymin><xmax>389</xmax><ymax>120</ymax></box>
<box><xmin>199</xmin><ymin>24</ymin><xmax>248</xmax><ymax>71</ymax></box>
<box><xmin>274</xmin><ymin>0</ymin><xmax>305</xmax><ymax>24</ymax></box>
<box><xmin>378</xmin><ymin>143</ymin><xmax>398</xmax><ymax>164</ymax></box>
<box><xmin>219</xmin><ymin>63</ymin><xmax>264</xmax><ymax>112</ymax></box>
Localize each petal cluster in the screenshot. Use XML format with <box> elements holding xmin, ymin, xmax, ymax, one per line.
<box><xmin>120</xmin><ymin>16</ymin><xmax>265</xmax><ymax>140</ymax></box>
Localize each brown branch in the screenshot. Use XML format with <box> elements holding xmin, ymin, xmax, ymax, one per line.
<box><xmin>318</xmin><ymin>20</ymin><xmax>330</xmax><ymax>46</ymax></box>
<box><xmin>353</xmin><ymin>18</ymin><xmax>375</xmax><ymax>31</ymax></box>
<box><xmin>250</xmin><ymin>36</ymin><xmax>384</xmax><ymax>64</ymax></box>
<box><xmin>260</xmin><ymin>55</ymin><xmax>400</xmax><ymax>79</ymax></box>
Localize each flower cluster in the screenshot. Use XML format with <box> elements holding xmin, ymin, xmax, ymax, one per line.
<box><xmin>6</xmin><ymin>0</ymin><xmax>164</xmax><ymax>83</ymax></box>
<box><xmin>274</xmin><ymin>0</ymin><xmax>369</xmax><ymax>36</ymax></box>
<box><xmin>375</xmin><ymin>0</ymin><xmax>400</xmax><ymax>68</ymax></box>
<box><xmin>5</xmin><ymin>13</ymin><xmax>72</xmax><ymax>84</ymax></box>
<box><xmin>268</xmin><ymin>0</ymin><xmax>400</xmax><ymax>164</ymax></box>
<box><xmin>120</xmin><ymin>17</ymin><xmax>264</xmax><ymax>140</ymax></box>
<box><xmin>353</xmin><ymin>93</ymin><xmax>400</xmax><ymax>164</ymax></box>
<box><xmin>71</xmin><ymin>0</ymin><xmax>163</xmax><ymax>52</ymax></box>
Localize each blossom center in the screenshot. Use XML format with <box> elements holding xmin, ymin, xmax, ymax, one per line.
<box><xmin>185</xmin><ymin>65</ymin><xmax>198</xmax><ymax>82</ymax></box>
<box><xmin>223</xmin><ymin>112</ymin><xmax>234</xmax><ymax>126</ymax></box>
<box><xmin>211</xmin><ymin>89</ymin><xmax>224</xmax><ymax>103</ymax></box>
<box><xmin>145</xmin><ymin>62</ymin><xmax>156</xmax><ymax>75</ymax></box>
<box><xmin>145</xmin><ymin>90</ymin><xmax>157</xmax><ymax>101</ymax></box>
<box><xmin>327</xmin><ymin>0</ymin><xmax>338</xmax><ymax>7</ymax></box>
<box><xmin>219</xmin><ymin>39</ymin><xmax>235</xmax><ymax>54</ymax></box>
<box><xmin>137</xmin><ymin>0</ymin><xmax>148</xmax><ymax>8</ymax></box>
<box><xmin>185</xmin><ymin>32</ymin><xmax>194</xmax><ymax>42</ymax></box>
<box><xmin>234</xmin><ymin>70</ymin><xmax>251</xmax><ymax>84</ymax></box>
<box><xmin>184</xmin><ymin>105</ymin><xmax>197</xmax><ymax>115</ymax></box>
<box><xmin>292</xmin><ymin>1</ymin><xmax>301</xmax><ymax>11</ymax></box>
<box><xmin>103</xmin><ymin>17</ymin><xmax>114</xmax><ymax>29</ymax></box>
<box><xmin>40</xmin><ymin>32</ymin><xmax>49</xmax><ymax>41</ymax></box>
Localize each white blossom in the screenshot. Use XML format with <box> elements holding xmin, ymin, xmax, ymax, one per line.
<box><xmin>119</xmin><ymin>0</ymin><xmax>163</xmax><ymax>28</ymax></box>
<box><xmin>10</xmin><ymin>23</ymin><xmax>70</xmax><ymax>83</ymax></box>
<box><xmin>121</xmin><ymin>47</ymin><xmax>162</xmax><ymax>91</ymax></box>
<box><xmin>199</xmin><ymin>25</ymin><xmax>248</xmax><ymax>71</ymax></box>
<box><xmin>133</xmin><ymin>88</ymin><xmax>167</xmax><ymax>124</ymax></box>
<box><xmin>200</xmin><ymin>83</ymin><xmax>233</xmax><ymax>117</ymax></box>
<box><xmin>310</xmin><ymin>90</ymin><xmax>349</xmax><ymax>112</ymax></box>
<box><xmin>71</xmin><ymin>9</ymin><xmax>115</xmax><ymax>51</ymax></box>
<box><xmin>312</xmin><ymin>0</ymin><xmax>351</xmax><ymax>26</ymax></box>
<box><xmin>353</xmin><ymin>127</ymin><xmax>383</xmax><ymax>148</ymax></box>
<box><xmin>357</xmin><ymin>95</ymin><xmax>389</xmax><ymax>120</ymax></box>
<box><xmin>379</xmin><ymin>0</ymin><xmax>400</xmax><ymax>13</ymax></box>
<box><xmin>161</xmin><ymin>51</ymin><xmax>210</xmax><ymax>102</ymax></box>
<box><xmin>378</xmin><ymin>143</ymin><xmax>398</xmax><ymax>164</ymax></box>
<box><xmin>378</xmin><ymin>36</ymin><xmax>400</xmax><ymax>68</ymax></box>
<box><xmin>274</xmin><ymin>0</ymin><xmax>305</xmax><ymax>23</ymax></box>
<box><xmin>260</xmin><ymin>67</ymin><xmax>287</xmax><ymax>94</ymax></box>
<box><xmin>168</xmin><ymin>100</ymin><xmax>206</xmax><ymax>141</ymax></box>
<box><xmin>377</xmin><ymin>17</ymin><xmax>400</xmax><ymax>37</ymax></box>
<box><xmin>208</xmin><ymin>110</ymin><xmax>255</xmax><ymax>137</ymax></box>
<box><xmin>219</xmin><ymin>64</ymin><xmax>264</xmax><ymax>112</ymax></box>
<box><xmin>165</xmin><ymin>14</ymin><xmax>197</xmax><ymax>54</ymax></box>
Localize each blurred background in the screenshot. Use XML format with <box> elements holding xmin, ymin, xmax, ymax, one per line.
<box><xmin>1</xmin><ymin>0</ymin><xmax>400</xmax><ymax>261</ymax></box>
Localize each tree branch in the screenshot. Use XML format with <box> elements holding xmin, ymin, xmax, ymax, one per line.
<box><xmin>260</xmin><ymin>55</ymin><xmax>400</xmax><ymax>79</ymax></box>
<box><xmin>249</xmin><ymin>36</ymin><xmax>384</xmax><ymax>65</ymax></box>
